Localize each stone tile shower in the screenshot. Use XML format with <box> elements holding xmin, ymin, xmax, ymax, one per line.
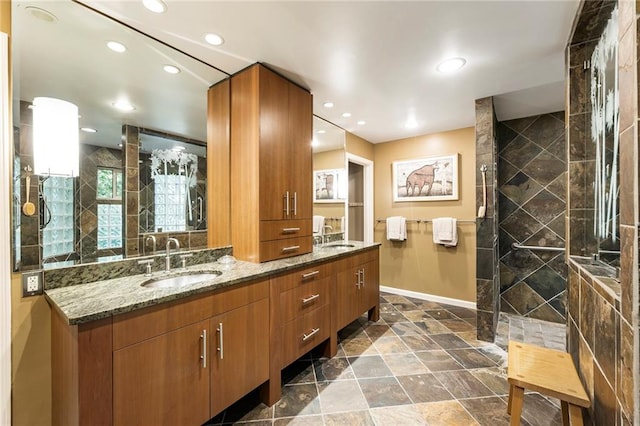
<box><xmin>497</xmin><ymin>113</ymin><xmax>568</xmax><ymax>323</ymax></box>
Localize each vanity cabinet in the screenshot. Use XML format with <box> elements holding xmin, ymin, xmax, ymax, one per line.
<box><xmin>52</xmin><ymin>280</ymin><xmax>269</xmax><ymax>426</ymax></box>
<box><xmin>335</xmin><ymin>248</ymin><xmax>380</xmax><ymax>330</ymax></box>
<box><xmin>265</xmin><ymin>262</ymin><xmax>336</xmax><ymax>403</ymax></box>
<box><xmin>224</xmin><ymin>63</ymin><xmax>313</xmax><ymax>262</ymax></box>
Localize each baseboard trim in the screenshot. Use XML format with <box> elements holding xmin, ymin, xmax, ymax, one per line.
<box><xmin>380</xmin><ymin>285</ymin><xmax>477</xmax><ymax>310</ymax></box>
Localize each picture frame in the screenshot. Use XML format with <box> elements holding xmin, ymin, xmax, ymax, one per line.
<box><xmin>314</xmin><ymin>168</ymin><xmax>346</xmax><ymax>203</ymax></box>
<box><xmin>392</xmin><ymin>154</ymin><xmax>458</xmax><ymax>202</ymax></box>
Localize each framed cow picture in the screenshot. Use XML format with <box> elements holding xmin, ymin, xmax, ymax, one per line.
<box><xmin>392</xmin><ymin>154</ymin><xmax>459</xmax><ymax>202</ymax></box>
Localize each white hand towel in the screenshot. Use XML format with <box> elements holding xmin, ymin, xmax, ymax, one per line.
<box><xmin>340</xmin><ymin>216</ymin><xmax>345</xmax><ymax>232</ymax></box>
<box><xmin>386</xmin><ymin>216</ymin><xmax>407</xmax><ymax>241</ymax></box>
<box><xmin>432</xmin><ymin>217</ymin><xmax>457</xmax><ymax>247</ymax></box>
<box><xmin>313</xmin><ymin>215</ymin><xmax>325</xmax><ymax>234</ymax></box>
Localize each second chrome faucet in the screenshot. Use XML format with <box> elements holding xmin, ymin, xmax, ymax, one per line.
<box><xmin>165</xmin><ymin>237</ymin><xmax>180</xmax><ymax>271</ymax></box>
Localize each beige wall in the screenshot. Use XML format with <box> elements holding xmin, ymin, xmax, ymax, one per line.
<box><xmin>12</xmin><ymin>276</ymin><xmax>52</xmax><ymax>426</ymax></box>
<box><xmin>373</xmin><ymin>127</ymin><xmax>476</xmax><ymax>303</ymax></box>
<box><xmin>346</xmin><ymin>132</ymin><xmax>374</xmax><ymax>161</ymax></box>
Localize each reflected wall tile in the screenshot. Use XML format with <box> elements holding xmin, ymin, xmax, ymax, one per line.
<box><xmin>618</xmin><ymin>21</ymin><xmax>637</xmax><ymax>133</ymax></box>
<box><xmin>619</xmin><ymin>127</ymin><xmax>635</xmax><ymax>225</ymax></box>
<box><xmin>618</xmin><ymin>225</ymin><xmax>635</xmax><ymax>324</ymax></box>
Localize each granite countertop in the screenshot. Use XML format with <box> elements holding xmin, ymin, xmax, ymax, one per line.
<box><xmin>45</xmin><ymin>241</ymin><xmax>380</xmax><ymax>326</ymax></box>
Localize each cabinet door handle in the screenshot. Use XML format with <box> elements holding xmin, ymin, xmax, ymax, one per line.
<box><xmin>301</xmin><ymin>294</ymin><xmax>320</xmax><ymax>305</ymax></box>
<box><xmin>200</xmin><ymin>329</ymin><xmax>207</xmax><ymax>368</ymax></box>
<box><xmin>216</xmin><ymin>322</ymin><xmax>224</xmax><ymax>360</ymax></box>
<box><xmin>282</xmin><ymin>245</ymin><xmax>300</xmax><ymax>252</ymax></box>
<box><xmin>282</xmin><ymin>227</ymin><xmax>301</xmax><ymax>233</ymax></box>
<box><xmin>302</xmin><ymin>270</ymin><xmax>320</xmax><ymax>279</ymax></box>
<box><xmin>293</xmin><ymin>192</ymin><xmax>297</xmax><ymax>216</ymax></box>
<box><xmin>284</xmin><ymin>192</ymin><xmax>290</xmax><ymax>217</ymax></box>
<box><xmin>302</xmin><ymin>328</ymin><xmax>320</xmax><ymax>341</ymax></box>
<box><xmin>361</xmin><ymin>269</ymin><xmax>365</xmax><ymax>287</ymax></box>
<box><xmin>355</xmin><ymin>270</ymin><xmax>361</xmax><ymax>288</ymax></box>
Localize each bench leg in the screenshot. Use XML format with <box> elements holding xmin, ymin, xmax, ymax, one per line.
<box><xmin>568</xmin><ymin>404</ymin><xmax>583</xmax><ymax>426</ymax></box>
<box><xmin>561</xmin><ymin>401</ymin><xmax>569</xmax><ymax>426</ymax></box>
<box><xmin>508</xmin><ymin>385</ymin><xmax>524</xmax><ymax>426</ymax></box>
<box><xmin>507</xmin><ymin>384</ymin><xmax>514</xmax><ymax>414</ymax></box>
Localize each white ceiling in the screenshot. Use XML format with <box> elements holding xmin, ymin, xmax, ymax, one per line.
<box><xmin>14</xmin><ymin>0</ymin><xmax>580</xmax><ymax>146</ymax></box>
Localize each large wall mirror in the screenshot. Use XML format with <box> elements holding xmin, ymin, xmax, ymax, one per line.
<box><xmin>12</xmin><ymin>0</ymin><xmax>227</xmax><ymax>270</ymax></box>
<box><xmin>312</xmin><ymin>116</ymin><xmax>346</xmax><ymax>240</ymax></box>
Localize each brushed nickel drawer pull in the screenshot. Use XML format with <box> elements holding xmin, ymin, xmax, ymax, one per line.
<box><xmin>282</xmin><ymin>245</ymin><xmax>300</xmax><ymax>252</ymax></box>
<box><xmin>301</xmin><ymin>294</ymin><xmax>320</xmax><ymax>304</ymax></box>
<box><xmin>216</xmin><ymin>322</ymin><xmax>224</xmax><ymax>360</ymax></box>
<box><xmin>282</xmin><ymin>227</ymin><xmax>301</xmax><ymax>233</ymax></box>
<box><xmin>284</xmin><ymin>192</ymin><xmax>290</xmax><ymax>217</ymax></box>
<box><xmin>302</xmin><ymin>270</ymin><xmax>320</xmax><ymax>279</ymax></box>
<box><xmin>293</xmin><ymin>192</ymin><xmax>297</xmax><ymax>216</ymax></box>
<box><xmin>302</xmin><ymin>328</ymin><xmax>320</xmax><ymax>341</ymax></box>
<box><xmin>200</xmin><ymin>329</ymin><xmax>207</xmax><ymax>368</ymax></box>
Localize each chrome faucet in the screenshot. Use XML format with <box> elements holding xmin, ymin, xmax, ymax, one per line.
<box><xmin>165</xmin><ymin>237</ymin><xmax>180</xmax><ymax>271</ymax></box>
<box><xmin>145</xmin><ymin>235</ymin><xmax>156</xmax><ymax>255</ymax></box>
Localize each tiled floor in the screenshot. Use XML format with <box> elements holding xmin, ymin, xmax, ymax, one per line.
<box><xmin>205</xmin><ymin>293</ymin><xmax>566</xmax><ymax>425</ymax></box>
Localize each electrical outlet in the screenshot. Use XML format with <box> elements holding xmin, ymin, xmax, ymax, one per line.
<box><xmin>22</xmin><ymin>271</ymin><xmax>43</xmax><ymax>297</ymax></box>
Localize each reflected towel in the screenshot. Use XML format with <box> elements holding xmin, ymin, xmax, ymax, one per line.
<box><xmin>313</xmin><ymin>215</ymin><xmax>325</xmax><ymax>234</ymax></box>
<box><xmin>340</xmin><ymin>216</ymin><xmax>345</xmax><ymax>232</ymax></box>
<box><xmin>432</xmin><ymin>217</ymin><xmax>457</xmax><ymax>247</ymax></box>
<box><xmin>386</xmin><ymin>216</ymin><xmax>407</xmax><ymax>241</ymax></box>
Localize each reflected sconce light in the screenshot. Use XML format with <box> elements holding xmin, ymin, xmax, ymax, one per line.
<box><xmin>32</xmin><ymin>97</ymin><xmax>79</xmax><ymax>177</ymax></box>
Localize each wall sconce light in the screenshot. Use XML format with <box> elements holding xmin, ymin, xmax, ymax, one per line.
<box><xmin>32</xmin><ymin>97</ymin><xmax>79</xmax><ymax>177</ymax></box>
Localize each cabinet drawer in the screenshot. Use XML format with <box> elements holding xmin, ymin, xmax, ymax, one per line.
<box><xmin>113</xmin><ymin>280</ymin><xmax>268</xmax><ymax>350</ymax></box>
<box><xmin>279</xmin><ymin>277</ymin><xmax>330</xmax><ymax>323</ymax></box>
<box><xmin>259</xmin><ymin>236</ymin><xmax>312</xmax><ymax>262</ymax></box>
<box><xmin>272</xmin><ymin>262</ymin><xmax>332</xmax><ymax>293</ymax></box>
<box><xmin>260</xmin><ymin>219</ymin><xmax>311</xmax><ymax>241</ymax></box>
<box><xmin>281</xmin><ymin>304</ymin><xmax>330</xmax><ymax>367</ymax></box>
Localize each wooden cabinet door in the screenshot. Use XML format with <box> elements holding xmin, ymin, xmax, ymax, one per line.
<box><xmin>288</xmin><ymin>81</ymin><xmax>313</xmax><ymax>220</ymax></box>
<box><xmin>259</xmin><ymin>66</ymin><xmax>290</xmax><ymax>221</ymax></box>
<box><xmin>113</xmin><ymin>320</ymin><xmax>210</xmax><ymax>426</ymax></box>
<box><xmin>336</xmin><ymin>265</ymin><xmax>361</xmax><ymax>330</ymax></box>
<box><xmin>360</xmin><ymin>260</ymin><xmax>380</xmax><ymax>315</ymax></box>
<box><xmin>210</xmin><ymin>298</ymin><xmax>270</xmax><ymax>416</ymax></box>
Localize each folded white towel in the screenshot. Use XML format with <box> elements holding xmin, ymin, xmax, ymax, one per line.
<box><xmin>432</xmin><ymin>217</ymin><xmax>457</xmax><ymax>247</ymax></box>
<box><xmin>386</xmin><ymin>216</ymin><xmax>407</xmax><ymax>241</ymax></box>
<box><xmin>313</xmin><ymin>215</ymin><xmax>325</xmax><ymax>235</ymax></box>
<box><xmin>340</xmin><ymin>216</ymin><xmax>345</xmax><ymax>232</ymax></box>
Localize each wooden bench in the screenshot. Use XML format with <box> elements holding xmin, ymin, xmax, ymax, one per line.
<box><xmin>507</xmin><ymin>341</ymin><xmax>590</xmax><ymax>426</ymax></box>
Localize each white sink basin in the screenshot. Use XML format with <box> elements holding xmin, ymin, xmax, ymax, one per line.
<box><xmin>141</xmin><ymin>271</ymin><xmax>222</xmax><ymax>289</ymax></box>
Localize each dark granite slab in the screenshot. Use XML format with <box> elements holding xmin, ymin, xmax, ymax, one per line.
<box><xmin>45</xmin><ymin>241</ymin><xmax>380</xmax><ymax>325</ymax></box>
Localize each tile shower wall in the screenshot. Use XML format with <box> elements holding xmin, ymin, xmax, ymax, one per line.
<box><xmin>566</xmin><ymin>0</ymin><xmax>638</xmax><ymax>424</ymax></box>
<box><xmin>475</xmin><ymin>97</ymin><xmax>499</xmax><ymax>342</ymax></box>
<box><xmin>497</xmin><ymin>113</ymin><xmax>567</xmax><ymax>323</ymax></box>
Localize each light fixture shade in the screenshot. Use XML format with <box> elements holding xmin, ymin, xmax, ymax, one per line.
<box><xmin>32</xmin><ymin>97</ymin><xmax>79</xmax><ymax>176</ymax></box>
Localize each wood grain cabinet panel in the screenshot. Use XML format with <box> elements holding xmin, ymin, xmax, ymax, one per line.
<box><xmin>280</xmin><ymin>304</ymin><xmax>331</xmax><ymax>367</ymax></box>
<box><xmin>113</xmin><ymin>320</ymin><xmax>210</xmax><ymax>426</ymax></box>
<box><xmin>216</xmin><ymin>63</ymin><xmax>313</xmax><ymax>262</ymax></box>
<box><xmin>211</xmin><ymin>298</ymin><xmax>270</xmax><ymax>416</ymax></box>
<box><xmin>336</xmin><ymin>249</ymin><xmax>380</xmax><ymax>330</ymax></box>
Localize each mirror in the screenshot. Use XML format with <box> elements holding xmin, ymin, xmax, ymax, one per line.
<box><xmin>590</xmin><ymin>5</ymin><xmax>620</xmax><ymax>266</ymax></box>
<box><xmin>12</xmin><ymin>0</ymin><xmax>227</xmax><ymax>270</ymax></box>
<box><xmin>312</xmin><ymin>116</ymin><xmax>346</xmax><ymax>240</ymax></box>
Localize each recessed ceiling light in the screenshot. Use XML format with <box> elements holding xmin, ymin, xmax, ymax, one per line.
<box><xmin>112</xmin><ymin>101</ymin><xmax>135</xmax><ymax>112</ymax></box>
<box><xmin>142</xmin><ymin>0</ymin><xmax>167</xmax><ymax>13</ymax></box>
<box><xmin>405</xmin><ymin>117</ymin><xmax>418</xmax><ymax>129</ymax></box>
<box><xmin>317</xmin><ymin>130</ymin><xmax>326</xmax><ymax>134</ymax></box>
<box><xmin>436</xmin><ymin>57</ymin><xmax>466</xmax><ymax>73</ymax></box>
<box><xmin>342</xmin><ymin>112</ymin><xmax>351</xmax><ymax>118</ymax></box>
<box><xmin>80</xmin><ymin>127</ymin><xmax>97</xmax><ymax>133</ymax></box>
<box><xmin>25</xmin><ymin>6</ymin><xmax>57</xmax><ymax>23</ymax></box>
<box><xmin>163</xmin><ymin>65</ymin><xmax>181</xmax><ymax>74</ymax></box>
<box><xmin>205</xmin><ymin>33</ymin><xmax>224</xmax><ymax>46</ymax></box>
<box><xmin>357</xmin><ymin>120</ymin><xmax>366</xmax><ymax>126</ymax></box>
<box><xmin>107</xmin><ymin>41</ymin><xmax>127</xmax><ymax>53</ymax></box>
<box><xmin>323</xmin><ymin>102</ymin><xmax>334</xmax><ymax>108</ymax></box>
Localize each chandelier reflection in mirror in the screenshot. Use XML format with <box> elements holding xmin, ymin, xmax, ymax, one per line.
<box><xmin>590</xmin><ymin>6</ymin><xmax>619</xmax><ymax>245</ymax></box>
<box><xmin>150</xmin><ymin>149</ymin><xmax>198</xmax><ymax>232</ymax></box>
